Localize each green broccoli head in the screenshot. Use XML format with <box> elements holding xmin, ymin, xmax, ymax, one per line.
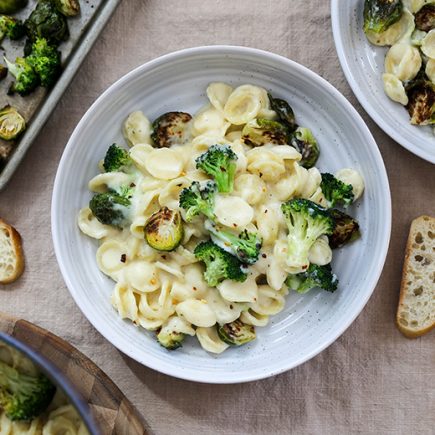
<box><xmin>0</xmin><ymin>15</ymin><xmax>25</xmax><ymax>41</ymax></box>
<box><xmin>89</xmin><ymin>190</ymin><xmax>132</xmax><ymax>227</ymax></box>
<box><xmin>179</xmin><ymin>180</ymin><xmax>217</xmax><ymax>222</ymax></box>
<box><xmin>195</xmin><ymin>145</ymin><xmax>237</xmax><ymax>193</ymax></box>
<box><xmin>0</xmin><ymin>361</ymin><xmax>56</xmax><ymax>421</ymax></box>
<box><xmin>194</xmin><ymin>240</ymin><xmax>247</xmax><ymax>287</ymax></box>
<box><xmin>103</xmin><ymin>144</ymin><xmax>132</xmax><ymax>173</ymax></box>
<box><xmin>205</xmin><ymin>221</ymin><xmax>262</xmax><ymax>265</ymax></box>
<box><xmin>0</xmin><ymin>0</ymin><xmax>28</xmax><ymax>14</ymax></box>
<box><xmin>4</xmin><ymin>56</ymin><xmax>39</xmax><ymax>95</ymax></box>
<box><xmin>363</xmin><ymin>0</ymin><xmax>403</xmax><ymax>34</ymax></box>
<box><xmin>281</xmin><ymin>198</ymin><xmax>334</xmax><ymax>271</ymax></box>
<box><xmin>320</xmin><ymin>173</ymin><xmax>354</xmax><ymax>208</ymax></box>
<box><xmin>26</xmin><ymin>37</ymin><xmax>61</xmax><ymax>87</ymax></box>
<box><xmin>286</xmin><ymin>263</ymin><xmax>338</xmax><ymax>294</ymax></box>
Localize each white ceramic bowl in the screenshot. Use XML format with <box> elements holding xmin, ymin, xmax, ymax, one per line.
<box><xmin>52</xmin><ymin>46</ymin><xmax>391</xmax><ymax>383</ymax></box>
<box><xmin>331</xmin><ymin>0</ymin><xmax>435</xmax><ymax>164</ymax></box>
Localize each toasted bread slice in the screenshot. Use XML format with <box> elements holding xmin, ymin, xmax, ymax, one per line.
<box><xmin>396</xmin><ymin>215</ymin><xmax>435</xmax><ymax>338</ymax></box>
<box><xmin>0</xmin><ymin>219</ymin><xmax>24</xmax><ymax>284</ymax></box>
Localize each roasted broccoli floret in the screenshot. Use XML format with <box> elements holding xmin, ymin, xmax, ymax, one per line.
<box><xmin>3</xmin><ymin>56</ymin><xmax>39</xmax><ymax>95</ymax></box>
<box><xmin>0</xmin><ymin>360</ymin><xmax>56</xmax><ymax>421</ymax></box>
<box><xmin>415</xmin><ymin>3</ymin><xmax>435</xmax><ymax>32</ymax></box>
<box><xmin>89</xmin><ymin>189</ymin><xmax>132</xmax><ymax>227</ymax></box>
<box><xmin>268</xmin><ymin>93</ymin><xmax>297</xmax><ymax>132</ymax></box>
<box><xmin>194</xmin><ymin>240</ymin><xmax>247</xmax><ymax>287</ymax></box>
<box><xmin>0</xmin><ymin>0</ymin><xmax>27</xmax><ymax>14</ymax></box>
<box><xmin>0</xmin><ymin>105</ymin><xmax>26</xmax><ymax>140</ymax></box>
<box><xmin>205</xmin><ymin>220</ymin><xmax>262</xmax><ymax>265</ymax></box>
<box><xmin>290</xmin><ymin>127</ymin><xmax>320</xmax><ymax>169</ymax></box>
<box><xmin>217</xmin><ymin>319</ymin><xmax>256</xmax><ymax>346</ymax></box>
<box><xmin>241</xmin><ymin>118</ymin><xmax>290</xmax><ymax>146</ymax></box>
<box><xmin>363</xmin><ymin>0</ymin><xmax>403</xmax><ymax>34</ymax></box>
<box><xmin>320</xmin><ymin>173</ymin><xmax>354</xmax><ymax>208</ymax></box>
<box><xmin>405</xmin><ymin>77</ymin><xmax>435</xmax><ymax>125</ymax></box>
<box><xmin>179</xmin><ymin>180</ymin><xmax>217</xmax><ymax>222</ymax></box>
<box><xmin>103</xmin><ymin>144</ymin><xmax>132</xmax><ymax>173</ymax></box>
<box><xmin>144</xmin><ymin>207</ymin><xmax>184</xmax><ymax>252</ymax></box>
<box><xmin>26</xmin><ymin>37</ymin><xmax>61</xmax><ymax>87</ymax></box>
<box><xmin>195</xmin><ymin>144</ymin><xmax>237</xmax><ymax>193</ymax></box>
<box><xmin>0</xmin><ymin>15</ymin><xmax>25</xmax><ymax>42</ymax></box>
<box><xmin>329</xmin><ymin>208</ymin><xmax>361</xmax><ymax>249</ymax></box>
<box><xmin>157</xmin><ymin>328</ymin><xmax>185</xmax><ymax>350</ymax></box>
<box><xmin>54</xmin><ymin>0</ymin><xmax>80</xmax><ymax>17</ymax></box>
<box><xmin>281</xmin><ymin>198</ymin><xmax>334</xmax><ymax>271</ymax></box>
<box><xmin>151</xmin><ymin>111</ymin><xmax>192</xmax><ymax>147</ymax></box>
<box><xmin>25</xmin><ymin>0</ymin><xmax>69</xmax><ymax>46</ymax></box>
<box><xmin>286</xmin><ymin>263</ymin><xmax>338</xmax><ymax>294</ymax></box>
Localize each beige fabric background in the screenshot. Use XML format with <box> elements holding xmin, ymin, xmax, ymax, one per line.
<box><xmin>1</xmin><ymin>1</ymin><xmax>434</xmax><ymax>434</ymax></box>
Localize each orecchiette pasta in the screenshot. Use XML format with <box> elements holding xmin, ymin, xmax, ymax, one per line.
<box><xmin>384</xmin><ymin>43</ymin><xmax>422</xmax><ymax>81</ymax></box>
<box><xmin>79</xmin><ymin>82</ymin><xmax>364</xmax><ymax>354</ymax></box>
<box><xmin>382</xmin><ymin>73</ymin><xmax>409</xmax><ymax>105</ymax></box>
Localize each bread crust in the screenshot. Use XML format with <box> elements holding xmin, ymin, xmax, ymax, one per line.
<box><xmin>0</xmin><ymin>218</ymin><xmax>25</xmax><ymax>284</ymax></box>
<box><xmin>396</xmin><ymin>215</ymin><xmax>435</xmax><ymax>338</ymax></box>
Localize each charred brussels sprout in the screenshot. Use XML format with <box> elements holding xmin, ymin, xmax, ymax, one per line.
<box><xmin>290</xmin><ymin>127</ymin><xmax>320</xmax><ymax>168</ymax></box>
<box><xmin>3</xmin><ymin>56</ymin><xmax>39</xmax><ymax>95</ymax></box>
<box><xmin>89</xmin><ymin>190</ymin><xmax>132</xmax><ymax>227</ymax></box>
<box><xmin>241</xmin><ymin>118</ymin><xmax>290</xmax><ymax>146</ymax></box>
<box><xmin>268</xmin><ymin>93</ymin><xmax>297</xmax><ymax>132</ymax></box>
<box><xmin>0</xmin><ymin>16</ymin><xmax>26</xmax><ymax>42</ymax></box>
<box><xmin>0</xmin><ymin>105</ymin><xmax>26</xmax><ymax>140</ymax></box>
<box><xmin>0</xmin><ymin>0</ymin><xmax>27</xmax><ymax>14</ymax></box>
<box><xmin>151</xmin><ymin>111</ymin><xmax>192</xmax><ymax>147</ymax></box>
<box><xmin>217</xmin><ymin>319</ymin><xmax>256</xmax><ymax>346</ymax></box>
<box><xmin>54</xmin><ymin>0</ymin><xmax>80</xmax><ymax>17</ymax></box>
<box><xmin>0</xmin><ymin>64</ymin><xmax>7</xmax><ymax>81</ymax></box>
<box><xmin>415</xmin><ymin>3</ymin><xmax>435</xmax><ymax>32</ymax></box>
<box><xmin>157</xmin><ymin>328</ymin><xmax>185</xmax><ymax>350</ymax></box>
<box><xmin>406</xmin><ymin>78</ymin><xmax>435</xmax><ymax>125</ymax></box>
<box><xmin>27</xmin><ymin>37</ymin><xmax>61</xmax><ymax>87</ymax></box>
<box><xmin>329</xmin><ymin>208</ymin><xmax>361</xmax><ymax>249</ymax></box>
<box><xmin>25</xmin><ymin>0</ymin><xmax>69</xmax><ymax>45</ymax></box>
<box><xmin>144</xmin><ymin>207</ymin><xmax>184</xmax><ymax>251</ymax></box>
<box><xmin>363</xmin><ymin>0</ymin><xmax>403</xmax><ymax>34</ymax></box>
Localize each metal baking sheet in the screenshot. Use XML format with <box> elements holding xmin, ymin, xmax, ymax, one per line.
<box><xmin>0</xmin><ymin>0</ymin><xmax>121</xmax><ymax>190</ymax></box>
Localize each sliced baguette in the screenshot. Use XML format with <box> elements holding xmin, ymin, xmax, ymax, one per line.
<box><xmin>0</xmin><ymin>219</ymin><xmax>24</xmax><ymax>284</ymax></box>
<box><xmin>396</xmin><ymin>215</ymin><xmax>435</xmax><ymax>338</ymax></box>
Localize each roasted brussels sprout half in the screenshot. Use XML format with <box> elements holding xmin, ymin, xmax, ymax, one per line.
<box><xmin>217</xmin><ymin>319</ymin><xmax>256</xmax><ymax>346</ymax></box>
<box><xmin>0</xmin><ymin>105</ymin><xmax>26</xmax><ymax>140</ymax></box>
<box><xmin>0</xmin><ymin>0</ymin><xmax>27</xmax><ymax>14</ymax></box>
<box><xmin>268</xmin><ymin>93</ymin><xmax>297</xmax><ymax>132</ymax></box>
<box><xmin>151</xmin><ymin>111</ymin><xmax>192</xmax><ymax>147</ymax></box>
<box><xmin>0</xmin><ymin>64</ymin><xmax>7</xmax><ymax>81</ymax></box>
<box><xmin>4</xmin><ymin>56</ymin><xmax>39</xmax><ymax>95</ymax></box>
<box><xmin>290</xmin><ymin>126</ymin><xmax>320</xmax><ymax>168</ymax></box>
<box><xmin>54</xmin><ymin>0</ymin><xmax>80</xmax><ymax>17</ymax></box>
<box><xmin>363</xmin><ymin>0</ymin><xmax>403</xmax><ymax>34</ymax></box>
<box><xmin>241</xmin><ymin>118</ymin><xmax>290</xmax><ymax>146</ymax></box>
<box><xmin>25</xmin><ymin>0</ymin><xmax>69</xmax><ymax>45</ymax></box>
<box><xmin>329</xmin><ymin>208</ymin><xmax>361</xmax><ymax>249</ymax></box>
<box><xmin>144</xmin><ymin>207</ymin><xmax>184</xmax><ymax>251</ymax></box>
<box><xmin>157</xmin><ymin>328</ymin><xmax>185</xmax><ymax>350</ymax></box>
<box><xmin>415</xmin><ymin>3</ymin><xmax>435</xmax><ymax>32</ymax></box>
<box><xmin>0</xmin><ymin>16</ymin><xmax>26</xmax><ymax>42</ymax></box>
<box><xmin>405</xmin><ymin>78</ymin><xmax>435</xmax><ymax>125</ymax></box>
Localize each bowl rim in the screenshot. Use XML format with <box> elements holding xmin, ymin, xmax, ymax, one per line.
<box><xmin>51</xmin><ymin>45</ymin><xmax>392</xmax><ymax>383</ymax></box>
<box><xmin>331</xmin><ymin>0</ymin><xmax>435</xmax><ymax>164</ymax></box>
<box><xmin>0</xmin><ymin>332</ymin><xmax>100</xmax><ymax>433</ymax></box>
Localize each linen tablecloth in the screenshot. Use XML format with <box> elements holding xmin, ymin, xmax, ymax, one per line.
<box><xmin>1</xmin><ymin>1</ymin><xmax>434</xmax><ymax>433</ymax></box>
